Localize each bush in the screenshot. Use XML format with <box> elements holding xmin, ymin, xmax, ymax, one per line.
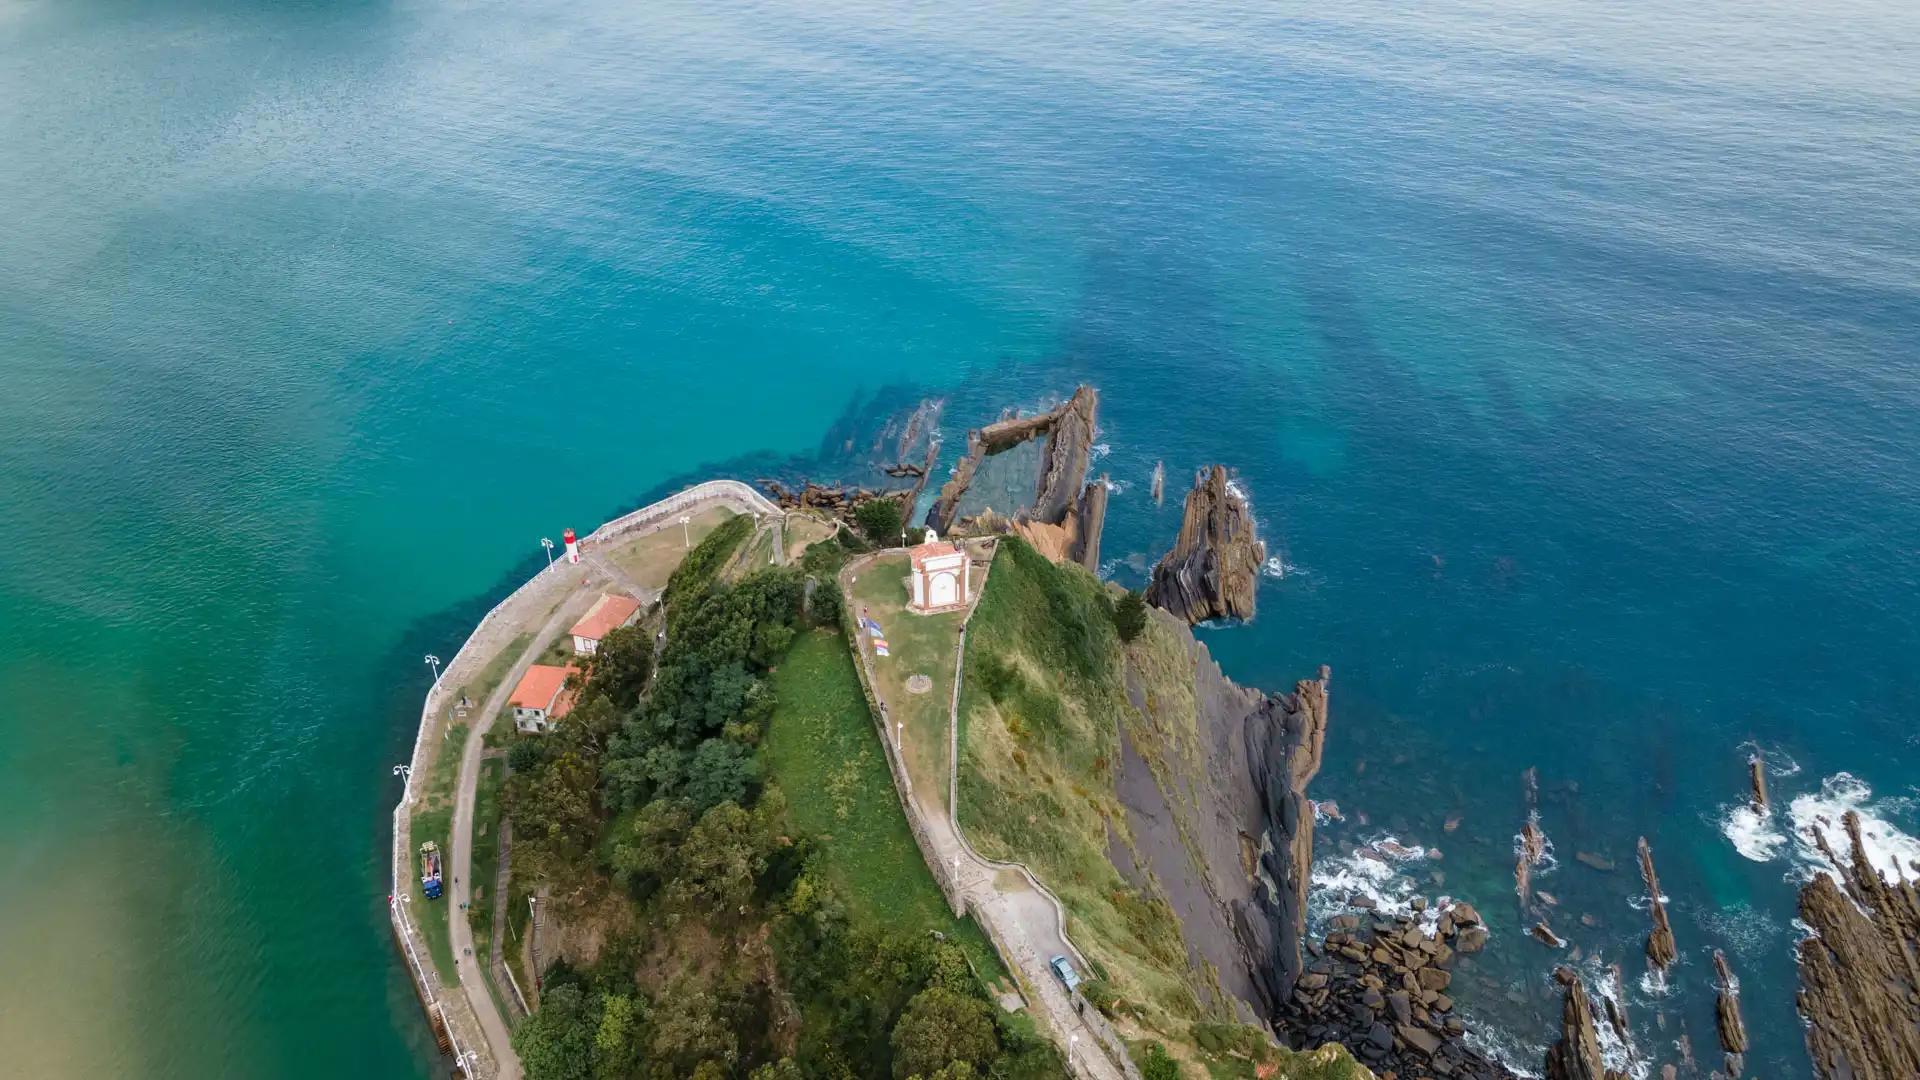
<box><xmin>854</xmin><ymin>498</ymin><xmax>906</xmax><ymax>545</ymax></box>
<box><xmin>1112</xmin><ymin>589</ymin><xmax>1147</xmax><ymax>644</ymax></box>
<box><xmin>665</xmin><ymin>514</ymin><xmax>754</xmax><ymax>603</ymax></box>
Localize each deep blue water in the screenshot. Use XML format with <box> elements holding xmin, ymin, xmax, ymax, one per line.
<box><xmin>3</xmin><ymin>0</ymin><xmax>1918</xmax><ymax>1075</ymax></box>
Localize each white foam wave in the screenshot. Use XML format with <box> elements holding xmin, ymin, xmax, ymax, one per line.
<box><xmin>1719</xmin><ymin>802</ymin><xmax>1788</xmax><ymax>863</ymax></box>
<box><xmin>1310</xmin><ymin>834</ymin><xmax>1455</xmax><ymax>938</ymax></box>
<box><xmin>1261</xmin><ymin>555</ymin><xmax>1305</xmax><ymax>580</ymax></box>
<box><xmin>1458</xmin><ymin>1018</ymin><xmax>1545</xmax><ymax>1080</ymax></box>
<box><xmin>1581</xmin><ymin>959</ymin><xmax>1648</xmax><ymax>1080</ymax></box>
<box><xmin>1102</xmin><ymin>477</ymin><xmax>1130</xmax><ymax>494</ymax></box>
<box><xmin>1738</xmin><ymin>739</ymin><xmax>1801</xmax><ymax>778</ymax></box>
<box><xmin>1089</xmin><ymin>442</ymin><xmax>1111</xmax><ymax>461</ymax></box>
<box><xmin>1512</xmin><ymin>810</ymin><xmax>1559</xmax><ymax>873</ymax></box>
<box><xmin>1789</xmin><ymin>772</ymin><xmax>1920</xmax><ymax>884</ymax></box>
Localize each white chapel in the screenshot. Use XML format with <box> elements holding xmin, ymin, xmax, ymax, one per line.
<box><xmin>907</xmin><ymin>530</ymin><xmax>971</xmax><ymax>613</ymax></box>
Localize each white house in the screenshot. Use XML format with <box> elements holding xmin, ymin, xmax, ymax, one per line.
<box><xmin>908</xmin><ymin>533</ymin><xmax>971</xmax><ymax>613</ymax></box>
<box><xmin>570</xmin><ymin>593</ymin><xmax>643</xmax><ymax>655</ymax></box>
<box><xmin>509</xmin><ymin>664</ymin><xmax>580</xmax><ymax>734</ymax></box>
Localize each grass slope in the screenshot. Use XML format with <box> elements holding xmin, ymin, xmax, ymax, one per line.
<box><xmin>764</xmin><ymin>628</ymin><xmax>1000</xmax><ymax>976</ymax></box>
<box><xmin>957</xmin><ymin>539</ymin><xmax>1371</xmax><ymax>1079</ymax></box>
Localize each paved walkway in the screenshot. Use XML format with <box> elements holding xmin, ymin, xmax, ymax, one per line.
<box><xmin>840</xmin><ymin>549</ymin><xmax>1130</xmax><ymax>1080</ymax></box>
<box><xmin>394</xmin><ymin>480</ymin><xmax>781</xmax><ymax>1079</ymax></box>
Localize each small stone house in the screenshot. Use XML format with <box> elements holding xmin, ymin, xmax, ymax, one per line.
<box><xmin>570</xmin><ymin>593</ymin><xmax>643</xmax><ymax>656</ymax></box>
<box><xmin>509</xmin><ymin>664</ymin><xmax>579</xmax><ymax>734</ymax></box>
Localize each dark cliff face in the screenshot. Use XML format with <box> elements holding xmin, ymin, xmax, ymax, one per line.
<box><xmin>1795</xmin><ymin>811</ymin><xmax>1920</xmax><ymax>1079</ymax></box>
<box><xmin>1146</xmin><ymin>465</ymin><xmax>1263</xmax><ymax>624</ymax></box>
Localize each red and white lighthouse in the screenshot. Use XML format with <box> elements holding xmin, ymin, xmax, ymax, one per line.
<box><xmin>562</xmin><ymin>527</ymin><xmax>580</xmax><ymax>564</ymax></box>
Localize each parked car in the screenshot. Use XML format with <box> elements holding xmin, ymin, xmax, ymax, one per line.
<box><xmin>1049</xmin><ymin>954</ymin><xmax>1080</xmax><ymax>993</ymax></box>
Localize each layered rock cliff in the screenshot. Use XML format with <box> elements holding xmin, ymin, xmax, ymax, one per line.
<box><xmin>1240</xmin><ymin>670</ymin><xmax>1330</xmax><ymax>1011</ymax></box>
<box><xmin>1795</xmin><ymin>811</ymin><xmax>1920</xmax><ymax>1079</ymax></box>
<box><xmin>1146</xmin><ymin>465</ymin><xmax>1263</xmax><ymax>624</ymax></box>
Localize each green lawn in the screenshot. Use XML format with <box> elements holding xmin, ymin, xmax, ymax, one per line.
<box><xmin>845</xmin><ymin>553</ymin><xmax>968</xmax><ymax>808</ymax></box>
<box><xmin>763</xmin><ymin>629</ymin><xmax>1001</xmax><ymax>977</ymax></box>
<box><xmin>405</xmin><ymin>721</ymin><xmax>469</xmax><ymax>982</ymax></box>
<box><xmin>468</xmin><ymin>758</ymin><xmax>506</xmax><ymax>963</ymax></box>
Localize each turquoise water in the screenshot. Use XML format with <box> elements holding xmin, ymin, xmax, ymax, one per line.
<box><xmin>3</xmin><ymin>0</ymin><xmax>1918</xmax><ymax>1075</ymax></box>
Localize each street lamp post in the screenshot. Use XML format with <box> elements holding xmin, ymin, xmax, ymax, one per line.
<box><xmin>1069</xmin><ymin>1034</ymin><xmax>1078</xmax><ymax>1070</ymax></box>
<box><xmin>423</xmin><ymin>653</ymin><xmax>442</xmax><ymax>684</ymax></box>
<box><xmin>680</xmin><ymin>514</ymin><xmax>692</xmax><ymax>549</ymax></box>
<box><xmin>540</xmin><ymin>537</ymin><xmax>554</xmax><ymax>567</ymax></box>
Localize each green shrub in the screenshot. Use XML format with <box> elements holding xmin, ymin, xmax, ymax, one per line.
<box><xmin>1139</xmin><ymin>1042</ymin><xmax>1179</xmax><ymax>1080</ymax></box>
<box><xmin>1112</xmin><ymin>590</ymin><xmax>1147</xmax><ymax>644</ymax></box>
<box><xmin>665</xmin><ymin>513</ymin><xmax>754</xmax><ymax>603</ymax></box>
<box><xmin>854</xmin><ymin>498</ymin><xmax>906</xmax><ymax>545</ymax></box>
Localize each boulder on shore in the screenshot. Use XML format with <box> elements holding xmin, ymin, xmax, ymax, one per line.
<box><xmin>1146</xmin><ymin>464</ymin><xmax>1264</xmax><ymax>623</ymax></box>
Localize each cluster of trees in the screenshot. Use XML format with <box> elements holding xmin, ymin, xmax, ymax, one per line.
<box><xmin>503</xmin><ymin>524</ymin><xmax>1058</xmax><ymax>1080</ymax></box>
<box><xmin>514</xmin><ymin>867</ymin><xmax>1059</xmax><ymax>1080</ymax></box>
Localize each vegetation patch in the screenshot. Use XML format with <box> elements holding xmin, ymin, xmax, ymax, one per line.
<box><xmin>956</xmin><ymin>539</ymin><xmax>1200</xmax><ymax>1031</ymax></box>
<box><xmin>761</xmin><ymin>629</ymin><xmax>998</xmax><ymax>973</ymax></box>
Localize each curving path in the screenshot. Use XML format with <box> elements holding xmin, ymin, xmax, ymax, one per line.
<box><xmin>840</xmin><ymin>548</ymin><xmax>1131</xmax><ymax>1080</ymax></box>
<box><xmin>393</xmin><ymin>480</ymin><xmax>781</xmax><ymax>1079</ymax></box>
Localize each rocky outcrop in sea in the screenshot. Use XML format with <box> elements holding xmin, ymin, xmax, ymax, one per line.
<box><xmin>1146</xmin><ymin>464</ymin><xmax>1263</xmax><ymax>624</ymax></box>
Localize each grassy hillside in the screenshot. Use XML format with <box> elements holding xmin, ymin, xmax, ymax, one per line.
<box><xmin>957</xmin><ymin>538</ymin><xmax>1197</xmax><ymax>1025</ymax></box>
<box><xmin>958</xmin><ymin>538</ymin><xmax>1371</xmax><ymax>1080</ymax></box>
<box><xmin>763</xmin><ymin>628</ymin><xmax>999</xmax><ymax>975</ymax></box>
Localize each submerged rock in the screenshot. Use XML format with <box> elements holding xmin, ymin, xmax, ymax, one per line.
<box><xmin>1146</xmin><ymin>464</ymin><xmax>1263</xmax><ymax>623</ymax></box>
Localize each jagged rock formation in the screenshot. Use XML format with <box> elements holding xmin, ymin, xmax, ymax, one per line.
<box><xmin>1544</xmin><ymin>967</ymin><xmax>1628</xmax><ymax>1080</ymax></box>
<box><xmin>1232</xmin><ymin>669</ymin><xmax>1513</xmax><ymax>1079</ymax></box>
<box><xmin>1637</xmin><ymin>838</ymin><xmax>1676</xmax><ymax>973</ymax></box>
<box><xmin>1712</xmin><ymin>950</ymin><xmax>1747</xmax><ymax>1078</ymax></box>
<box><xmin>927</xmin><ymin>386</ymin><xmax>1096</xmax><ymax>531</ymax></box>
<box><xmin>922</xmin><ymin>386</ymin><xmax>1108</xmax><ymax>567</ymax></box>
<box><xmin>1241</xmin><ymin>668</ymin><xmax>1330</xmax><ymax>1010</ymax></box>
<box><xmin>1071</xmin><ymin>474</ymin><xmax>1108</xmax><ymax>571</ymax></box>
<box><xmin>1795</xmin><ymin>811</ymin><xmax>1920</xmax><ymax>1079</ymax></box>
<box><xmin>1748</xmin><ymin>755</ymin><xmax>1769</xmax><ymax>812</ymax></box>
<box><xmin>1146</xmin><ymin>465</ymin><xmax>1263</xmax><ymax>624</ymax></box>
<box><xmin>1151</xmin><ymin>460</ymin><xmax>1165</xmax><ymax>504</ymax></box>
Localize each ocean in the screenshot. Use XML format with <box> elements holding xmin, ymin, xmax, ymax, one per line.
<box><xmin>2</xmin><ymin>0</ymin><xmax>1917</xmax><ymax>1075</ymax></box>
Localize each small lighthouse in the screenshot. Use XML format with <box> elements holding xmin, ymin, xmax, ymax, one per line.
<box><xmin>563</xmin><ymin>527</ymin><xmax>580</xmax><ymax>564</ymax></box>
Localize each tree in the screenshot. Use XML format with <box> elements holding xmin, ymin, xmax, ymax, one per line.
<box><xmin>591</xmin><ymin>994</ymin><xmax>641</xmax><ymax>1080</ymax></box>
<box><xmin>609</xmin><ymin>798</ymin><xmax>692</xmax><ymax>893</ymax></box>
<box><xmin>1112</xmin><ymin>589</ymin><xmax>1148</xmax><ymax>644</ymax></box>
<box><xmin>650</xmin><ymin>985</ymin><xmax>737</xmax><ymax>1072</ymax></box>
<box><xmin>585</xmin><ymin>623</ymin><xmax>654</xmax><ymax>710</ymax></box>
<box><xmin>506</xmin><ymin>751</ymin><xmax>600</xmax><ymax>872</ymax></box>
<box><xmin>684</xmin><ymin>737</ymin><xmax>758</xmax><ymax>811</ymax></box>
<box><xmin>889</xmin><ymin>987</ymin><xmax>1000</xmax><ymax>1080</ymax></box>
<box><xmin>854</xmin><ymin>498</ymin><xmax>905</xmax><ymax>544</ymax></box>
<box><xmin>669</xmin><ymin>800</ymin><xmax>770</xmax><ymax>912</ymax></box>
<box><xmin>513</xmin><ymin>983</ymin><xmax>594</xmax><ymax>1080</ymax></box>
